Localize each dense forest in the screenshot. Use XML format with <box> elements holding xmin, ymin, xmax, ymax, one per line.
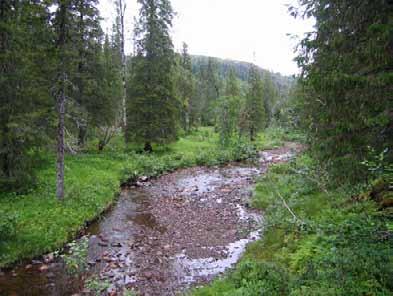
<box><xmin>0</xmin><ymin>0</ymin><xmax>392</xmax><ymax>295</ymax></box>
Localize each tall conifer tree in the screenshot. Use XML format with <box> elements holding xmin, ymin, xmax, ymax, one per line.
<box><xmin>53</xmin><ymin>0</ymin><xmax>76</xmax><ymax>200</ymax></box>
<box><xmin>126</xmin><ymin>0</ymin><xmax>178</xmax><ymax>152</ymax></box>
<box><xmin>240</xmin><ymin>65</ymin><xmax>266</xmax><ymax>141</ymax></box>
<box><xmin>295</xmin><ymin>0</ymin><xmax>393</xmax><ymax>181</ymax></box>
<box><xmin>0</xmin><ymin>1</ymin><xmax>52</xmax><ymax>191</ymax></box>
<box><xmin>216</xmin><ymin>69</ymin><xmax>242</xmax><ymax>146</ymax></box>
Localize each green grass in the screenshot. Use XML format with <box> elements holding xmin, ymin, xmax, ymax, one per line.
<box><xmin>0</xmin><ymin>127</ymin><xmax>280</xmax><ymax>268</ymax></box>
<box><xmin>192</xmin><ymin>154</ymin><xmax>393</xmax><ymax>295</ymax></box>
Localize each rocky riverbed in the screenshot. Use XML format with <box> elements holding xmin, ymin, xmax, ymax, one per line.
<box><xmin>0</xmin><ymin>143</ymin><xmax>302</xmax><ymax>296</ymax></box>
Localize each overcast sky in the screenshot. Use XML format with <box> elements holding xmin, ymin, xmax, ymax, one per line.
<box><xmin>98</xmin><ymin>0</ymin><xmax>314</xmax><ymax>76</ymax></box>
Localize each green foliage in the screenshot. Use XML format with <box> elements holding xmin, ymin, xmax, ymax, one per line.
<box><xmin>0</xmin><ymin>2</ymin><xmax>53</xmax><ymax>191</ymax></box>
<box><xmin>294</xmin><ymin>0</ymin><xmax>393</xmax><ymax>182</ymax></box>
<box><xmin>215</xmin><ymin>69</ymin><xmax>243</xmax><ymax>146</ymax></box>
<box><xmin>174</xmin><ymin>43</ymin><xmax>196</xmax><ymax>132</ymax></box>
<box><xmin>240</xmin><ymin>65</ymin><xmax>267</xmax><ymax>141</ymax></box>
<box><xmin>126</xmin><ymin>0</ymin><xmax>178</xmax><ymax>149</ymax></box>
<box><xmin>261</xmin><ymin>72</ymin><xmax>278</xmax><ymax>126</ymax></box>
<box><xmin>216</xmin><ymin>95</ymin><xmax>242</xmax><ymax>147</ymax></box>
<box><xmin>0</xmin><ymin>211</ymin><xmax>18</xmax><ymax>241</ymax></box>
<box><xmin>362</xmin><ymin>147</ymin><xmax>393</xmax><ymax>186</ymax></box>
<box><xmin>85</xmin><ymin>276</ymin><xmax>111</xmax><ymax>295</ymax></box>
<box><xmin>194</xmin><ymin>154</ymin><xmax>393</xmax><ymax>295</ymax></box>
<box><xmin>62</xmin><ymin>236</ymin><xmax>89</xmax><ymax>275</ymax></box>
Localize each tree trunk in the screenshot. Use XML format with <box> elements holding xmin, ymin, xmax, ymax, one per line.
<box><xmin>56</xmin><ymin>76</ymin><xmax>66</xmax><ymax>201</ymax></box>
<box><xmin>98</xmin><ymin>140</ymin><xmax>105</xmax><ymax>151</ymax></box>
<box><xmin>250</xmin><ymin>127</ymin><xmax>255</xmax><ymax>142</ymax></box>
<box><xmin>119</xmin><ymin>0</ymin><xmax>127</xmax><ymax>129</ymax></box>
<box><xmin>56</xmin><ymin>2</ymin><xmax>68</xmax><ymax>201</ymax></box>
<box><xmin>78</xmin><ymin>124</ymin><xmax>87</xmax><ymax>147</ymax></box>
<box><xmin>1</xmin><ymin>125</ymin><xmax>10</xmax><ymax>178</ymax></box>
<box><xmin>144</xmin><ymin>142</ymin><xmax>153</xmax><ymax>153</ymax></box>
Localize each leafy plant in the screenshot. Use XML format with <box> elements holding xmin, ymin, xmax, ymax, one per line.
<box><xmin>62</xmin><ymin>236</ymin><xmax>89</xmax><ymax>274</ymax></box>
<box><xmin>362</xmin><ymin>147</ymin><xmax>393</xmax><ymax>186</ymax></box>
<box><xmin>85</xmin><ymin>276</ymin><xmax>111</xmax><ymax>295</ymax></box>
<box><xmin>0</xmin><ymin>211</ymin><xmax>17</xmax><ymax>241</ymax></box>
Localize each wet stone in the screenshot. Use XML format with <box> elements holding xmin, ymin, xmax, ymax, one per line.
<box><xmin>0</xmin><ymin>145</ymin><xmax>300</xmax><ymax>296</ymax></box>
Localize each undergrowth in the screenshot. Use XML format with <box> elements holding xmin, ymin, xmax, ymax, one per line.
<box><xmin>192</xmin><ymin>154</ymin><xmax>393</xmax><ymax>295</ymax></box>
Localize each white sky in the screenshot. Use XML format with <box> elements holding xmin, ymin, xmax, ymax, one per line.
<box><xmin>98</xmin><ymin>0</ymin><xmax>314</xmax><ymax>75</ymax></box>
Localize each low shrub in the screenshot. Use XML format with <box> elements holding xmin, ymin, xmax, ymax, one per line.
<box><xmin>0</xmin><ymin>211</ymin><xmax>18</xmax><ymax>241</ymax></box>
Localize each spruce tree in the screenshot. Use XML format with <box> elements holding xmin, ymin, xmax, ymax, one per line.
<box><xmin>200</xmin><ymin>57</ymin><xmax>221</xmax><ymax>125</ymax></box>
<box><xmin>126</xmin><ymin>0</ymin><xmax>178</xmax><ymax>152</ymax></box>
<box><xmin>295</xmin><ymin>0</ymin><xmax>393</xmax><ymax>181</ymax></box>
<box><xmin>175</xmin><ymin>42</ymin><xmax>196</xmax><ymax>132</ymax></box>
<box><xmin>96</xmin><ymin>34</ymin><xmax>123</xmax><ymax>151</ymax></box>
<box><xmin>262</xmin><ymin>72</ymin><xmax>278</xmax><ymax>127</ymax></box>
<box><xmin>216</xmin><ymin>69</ymin><xmax>242</xmax><ymax>146</ymax></box>
<box><xmin>240</xmin><ymin>65</ymin><xmax>266</xmax><ymax>141</ymax></box>
<box><xmin>0</xmin><ymin>1</ymin><xmax>52</xmax><ymax>191</ymax></box>
<box><xmin>72</xmin><ymin>0</ymin><xmax>103</xmax><ymax>147</ymax></box>
<box><xmin>53</xmin><ymin>0</ymin><xmax>77</xmax><ymax>200</ymax></box>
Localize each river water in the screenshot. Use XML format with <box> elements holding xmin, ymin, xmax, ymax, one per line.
<box><xmin>0</xmin><ymin>144</ymin><xmax>300</xmax><ymax>296</ymax></box>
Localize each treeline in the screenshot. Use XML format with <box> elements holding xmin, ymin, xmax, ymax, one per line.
<box><xmin>187</xmin><ymin>55</ymin><xmax>294</xmax><ymax>131</ymax></box>
<box><xmin>191</xmin><ymin>55</ymin><xmax>294</xmax><ymax>97</ymax></box>
<box><xmin>0</xmin><ymin>0</ymin><xmax>288</xmax><ymax>195</ymax></box>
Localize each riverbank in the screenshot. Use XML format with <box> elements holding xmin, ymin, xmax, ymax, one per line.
<box><xmin>0</xmin><ymin>128</ymin><xmax>296</xmax><ymax>268</ymax></box>
<box><xmin>192</xmin><ymin>154</ymin><xmax>393</xmax><ymax>295</ymax></box>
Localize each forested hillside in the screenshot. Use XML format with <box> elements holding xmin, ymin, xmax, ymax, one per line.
<box><xmin>191</xmin><ymin>55</ymin><xmax>295</xmax><ymax>95</ymax></box>
<box><xmin>0</xmin><ymin>0</ymin><xmax>392</xmax><ymax>295</ymax></box>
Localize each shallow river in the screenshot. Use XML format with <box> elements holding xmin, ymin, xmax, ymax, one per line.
<box><xmin>0</xmin><ymin>144</ymin><xmax>300</xmax><ymax>296</ymax></box>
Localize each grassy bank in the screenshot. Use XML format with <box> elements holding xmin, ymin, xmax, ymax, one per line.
<box><xmin>192</xmin><ymin>154</ymin><xmax>393</xmax><ymax>295</ymax></box>
<box><xmin>0</xmin><ymin>127</ymin><xmax>296</xmax><ymax>268</ymax></box>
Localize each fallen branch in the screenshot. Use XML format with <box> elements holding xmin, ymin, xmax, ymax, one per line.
<box><xmin>276</xmin><ymin>190</ymin><xmax>303</xmax><ymax>224</ymax></box>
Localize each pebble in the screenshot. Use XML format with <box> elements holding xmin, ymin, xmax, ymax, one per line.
<box><xmin>143</xmin><ymin>271</ymin><xmax>153</xmax><ymax>280</ymax></box>
<box><xmin>44</xmin><ymin>253</ymin><xmax>54</xmax><ymax>263</ymax></box>
<box><xmin>39</xmin><ymin>265</ymin><xmax>49</xmax><ymax>272</ymax></box>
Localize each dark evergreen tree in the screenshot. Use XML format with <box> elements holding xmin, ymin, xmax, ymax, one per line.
<box><xmin>53</xmin><ymin>0</ymin><xmax>78</xmax><ymax>200</ymax></box>
<box><xmin>216</xmin><ymin>69</ymin><xmax>242</xmax><ymax>146</ymax></box>
<box><xmin>96</xmin><ymin>34</ymin><xmax>123</xmax><ymax>151</ymax></box>
<box><xmin>72</xmin><ymin>0</ymin><xmax>103</xmax><ymax>147</ymax></box>
<box><xmin>126</xmin><ymin>0</ymin><xmax>178</xmax><ymax>152</ymax></box>
<box><xmin>262</xmin><ymin>72</ymin><xmax>278</xmax><ymax>127</ymax></box>
<box><xmin>175</xmin><ymin>42</ymin><xmax>196</xmax><ymax>132</ymax></box>
<box><xmin>200</xmin><ymin>57</ymin><xmax>221</xmax><ymax>125</ymax></box>
<box><xmin>0</xmin><ymin>1</ymin><xmax>52</xmax><ymax>191</ymax></box>
<box><xmin>294</xmin><ymin>0</ymin><xmax>393</xmax><ymax>181</ymax></box>
<box><xmin>240</xmin><ymin>65</ymin><xmax>266</xmax><ymax>141</ymax></box>
<box><xmin>181</xmin><ymin>42</ymin><xmax>192</xmax><ymax>71</ymax></box>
